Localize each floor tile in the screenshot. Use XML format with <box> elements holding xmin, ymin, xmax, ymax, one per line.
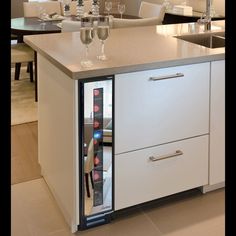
<box><xmin>142</xmin><ymin>188</ymin><xmax>225</xmax><ymax>236</ymax></box>
<box><xmin>12</xmin><ymin>178</ymin><xmax>69</xmax><ymax>236</ymax></box>
<box><xmin>12</xmin><ymin>178</ymin><xmax>225</xmax><ymax>236</ymax></box>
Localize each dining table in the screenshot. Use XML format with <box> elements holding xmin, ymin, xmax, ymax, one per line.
<box><xmin>11</xmin><ymin>14</ymin><xmax>141</xmax><ymax>42</ymax></box>
<box><xmin>11</xmin><ymin>17</ymin><xmax>63</xmax><ymax>43</ymax></box>
<box><xmin>11</xmin><ymin>14</ymin><xmax>141</xmax><ymax>102</ymax></box>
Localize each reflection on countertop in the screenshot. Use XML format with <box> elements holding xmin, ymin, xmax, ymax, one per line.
<box><xmin>155</xmin><ymin>20</ymin><xmax>225</xmax><ymax>37</ymax></box>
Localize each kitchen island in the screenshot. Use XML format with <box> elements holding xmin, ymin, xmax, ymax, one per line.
<box><xmin>24</xmin><ymin>20</ymin><xmax>225</xmax><ymax>232</ymax></box>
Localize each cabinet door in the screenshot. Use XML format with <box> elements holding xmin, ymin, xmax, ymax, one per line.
<box><xmin>209</xmin><ymin>60</ymin><xmax>225</xmax><ymax>185</ymax></box>
<box><xmin>115</xmin><ymin>63</ymin><xmax>210</xmax><ymax>154</ymax></box>
<box><xmin>115</xmin><ymin>135</ymin><xmax>208</xmax><ymax>210</ymax></box>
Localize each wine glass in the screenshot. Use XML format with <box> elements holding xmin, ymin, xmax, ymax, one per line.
<box><xmin>37</xmin><ymin>6</ymin><xmax>48</xmax><ymax>27</ymax></box>
<box><xmin>105</xmin><ymin>1</ymin><xmax>112</xmax><ymax>16</ymax></box>
<box><xmin>118</xmin><ymin>3</ymin><xmax>125</xmax><ymax>19</ymax></box>
<box><xmin>80</xmin><ymin>17</ymin><xmax>94</xmax><ymax>68</ymax></box>
<box><xmin>62</xmin><ymin>0</ymin><xmax>72</xmax><ymax>17</ymax></box>
<box><xmin>97</xmin><ymin>16</ymin><xmax>110</xmax><ymax>61</ymax></box>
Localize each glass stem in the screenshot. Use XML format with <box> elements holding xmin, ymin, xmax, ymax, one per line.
<box><xmin>85</xmin><ymin>45</ymin><xmax>89</xmax><ymax>60</ymax></box>
<box><xmin>101</xmin><ymin>41</ymin><xmax>105</xmax><ymax>56</ymax></box>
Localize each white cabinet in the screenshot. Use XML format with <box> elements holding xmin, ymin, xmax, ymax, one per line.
<box><xmin>204</xmin><ymin>60</ymin><xmax>225</xmax><ymax>191</ymax></box>
<box><xmin>114</xmin><ymin>62</ymin><xmax>211</xmax><ymax>210</ymax></box>
<box><xmin>115</xmin><ymin>62</ymin><xmax>210</xmax><ymax>154</ymax></box>
<box><xmin>115</xmin><ymin>135</ymin><xmax>209</xmax><ymax>210</ymax></box>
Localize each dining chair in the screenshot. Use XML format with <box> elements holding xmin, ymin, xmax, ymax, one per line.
<box><xmin>84</xmin><ymin>138</ymin><xmax>94</xmax><ymax>198</ymax></box>
<box><xmin>23</xmin><ymin>1</ymin><xmax>61</xmax><ymax>17</ymax></box>
<box><xmin>83</xmin><ymin>0</ymin><xmax>93</xmax><ymax>13</ymax></box>
<box><xmin>111</xmin><ymin>16</ymin><xmax>163</xmax><ymax>29</ymax></box>
<box><xmin>61</xmin><ymin>15</ymin><xmax>114</xmax><ymax>32</ymax></box>
<box><xmin>61</xmin><ymin>20</ymin><xmax>81</xmax><ymax>32</ymax></box>
<box><xmin>11</xmin><ymin>43</ymin><xmax>34</xmax><ymax>83</ymax></box>
<box><xmin>138</xmin><ymin>1</ymin><xmax>166</xmax><ymax>22</ymax></box>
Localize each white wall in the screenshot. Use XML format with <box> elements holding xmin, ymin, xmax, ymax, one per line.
<box><xmin>11</xmin><ymin>0</ymin><xmax>27</xmax><ymax>18</ymax></box>
<box><xmin>122</xmin><ymin>0</ymin><xmax>225</xmax><ymax>16</ymax></box>
<box><xmin>188</xmin><ymin>0</ymin><xmax>225</xmax><ymax>16</ymax></box>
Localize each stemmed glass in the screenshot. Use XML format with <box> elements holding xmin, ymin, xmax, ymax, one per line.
<box><xmin>97</xmin><ymin>16</ymin><xmax>110</xmax><ymax>61</ymax></box>
<box><xmin>37</xmin><ymin>6</ymin><xmax>48</xmax><ymax>27</ymax></box>
<box><xmin>118</xmin><ymin>3</ymin><xmax>125</xmax><ymax>19</ymax></box>
<box><xmin>105</xmin><ymin>1</ymin><xmax>112</xmax><ymax>16</ymax></box>
<box><xmin>80</xmin><ymin>17</ymin><xmax>94</xmax><ymax>68</ymax></box>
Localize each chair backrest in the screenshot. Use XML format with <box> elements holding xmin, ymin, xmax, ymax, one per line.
<box><xmin>139</xmin><ymin>1</ymin><xmax>165</xmax><ymax>21</ymax></box>
<box><xmin>84</xmin><ymin>0</ymin><xmax>93</xmax><ymax>13</ymax></box>
<box><xmin>23</xmin><ymin>1</ymin><xmax>61</xmax><ymax>17</ymax></box>
<box><xmin>11</xmin><ymin>43</ymin><xmax>34</xmax><ymax>64</ymax></box>
<box><xmin>61</xmin><ymin>20</ymin><xmax>81</xmax><ymax>32</ymax></box>
<box><xmin>111</xmin><ymin>16</ymin><xmax>163</xmax><ymax>29</ymax></box>
<box><xmin>84</xmin><ymin>138</ymin><xmax>94</xmax><ymax>174</ymax></box>
<box><xmin>11</xmin><ymin>0</ymin><xmax>26</xmax><ymax>18</ymax></box>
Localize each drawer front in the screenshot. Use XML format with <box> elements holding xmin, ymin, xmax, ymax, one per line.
<box><xmin>115</xmin><ymin>63</ymin><xmax>210</xmax><ymax>154</ymax></box>
<box><xmin>115</xmin><ymin>135</ymin><xmax>208</xmax><ymax>210</ymax></box>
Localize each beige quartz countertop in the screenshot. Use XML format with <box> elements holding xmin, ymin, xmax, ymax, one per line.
<box><xmin>24</xmin><ymin>20</ymin><xmax>225</xmax><ymax>80</ymax></box>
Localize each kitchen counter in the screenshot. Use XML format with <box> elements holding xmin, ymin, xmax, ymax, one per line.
<box><xmin>24</xmin><ymin>20</ymin><xmax>225</xmax><ymax>80</ymax></box>
<box><xmin>24</xmin><ymin>20</ymin><xmax>225</xmax><ymax>232</ymax></box>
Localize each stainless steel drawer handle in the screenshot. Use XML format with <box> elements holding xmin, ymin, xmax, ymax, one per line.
<box><xmin>149</xmin><ymin>73</ymin><xmax>184</xmax><ymax>81</ymax></box>
<box><xmin>149</xmin><ymin>150</ymin><xmax>183</xmax><ymax>162</ymax></box>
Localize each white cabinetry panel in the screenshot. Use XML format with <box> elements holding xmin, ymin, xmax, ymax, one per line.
<box><xmin>115</xmin><ymin>135</ymin><xmax>209</xmax><ymax>210</ymax></box>
<box><xmin>209</xmin><ymin>60</ymin><xmax>225</xmax><ymax>185</ymax></box>
<box><xmin>115</xmin><ymin>63</ymin><xmax>210</xmax><ymax>154</ymax></box>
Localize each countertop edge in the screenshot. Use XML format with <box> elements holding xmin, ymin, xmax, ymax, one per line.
<box><xmin>24</xmin><ymin>21</ymin><xmax>225</xmax><ymax>80</ymax></box>
<box><xmin>24</xmin><ymin>36</ymin><xmax>225</xmax><ymax>80</ymax></box>
<box><xmin>70</xmin><ymin>54</ymin><xmax>225</xmax><ymax>80</ymax></box>
<box><xmin>24</xmin><ymin>37</ymin><xmax>74</xmax><ymax>79</ymax></box>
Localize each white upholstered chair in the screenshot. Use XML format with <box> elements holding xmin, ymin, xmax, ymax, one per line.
<box><xmin>61</xmin><ymin>20</ymin><xmax>81</xmax><ymax>32</ymax></box>
<box><xmin>83</xmin><ymin>0</ymin><xmax>93</xmax><ymax>13</ymax></box>
<box><xmin>11</xmin><ymin>43</ymin><xmax>34</xmax><ymax>82</ymax></box>
<box><xmin>138</xmin><ymin>1</ymin><xmax>165</xmax><ymax>23</ymax></box>
<box><xmin>23</xmin><ymin>1</ymin><xmax>61</xmax><ymax>17</ymax></box>
<box><xmin>111</xmin><ymin>16</ymin><xmax>163</xmax><ymax>29</ymax></box>
<box><xmin>84</xmin><ymin>138</ymin><xmax>94</xmax><ymax>198</ymax></box>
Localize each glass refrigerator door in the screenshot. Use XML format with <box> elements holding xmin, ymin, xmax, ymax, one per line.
<box><xmin>79</xmin><ymin>76</ymin><xmax>113</xmax><ymax>229</ymax></box>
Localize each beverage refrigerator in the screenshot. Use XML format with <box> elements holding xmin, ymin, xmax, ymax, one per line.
<box><xmin>78</xmin><ymin>75</ymin><xmax>114</xmax><ymax>229</ymax></box>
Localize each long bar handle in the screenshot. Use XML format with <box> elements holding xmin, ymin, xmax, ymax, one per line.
<box><xmin>149</xmin><ymin>150</ymin><xmax>183</xmax><ymax>162</ymax></box>
<box><xmin>149</xmin><ymin>73</ymin><xmax>184</xmax><ymax>81</ymax></box>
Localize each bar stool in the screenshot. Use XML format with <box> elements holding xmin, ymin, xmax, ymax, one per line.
<box><xmin>11</xmin><ymin>43</ymin><xmax>34</xmax><ymax>82</ymax></box>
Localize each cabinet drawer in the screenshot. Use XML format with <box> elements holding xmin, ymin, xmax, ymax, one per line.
<box><xmin>115</xmin><ymin>63</ymin><xmax>210</xmax><ymax>154</ymax></box>
<box><xmin>115</xmin><ymin>135</ymin><xmax>208</xmax><ymax>210</ymax></box>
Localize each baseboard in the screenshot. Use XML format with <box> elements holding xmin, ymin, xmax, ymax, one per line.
<box><xmin>200</xmin><ymin>182</ymin><xmax>225</xmax><ymax>194</ymax></box>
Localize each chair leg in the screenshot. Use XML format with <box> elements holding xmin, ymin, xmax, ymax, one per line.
<box><xmin>85</xmin><ymin>173</ymin><xmax>90</xmax><ymax>198</ymax></box>
<box><xmin>90</xmin><ymin>171</ymin><xmax>94</xmax><ymax>189</ymax></box>
<box><xmin>15</xmin><ymin>63</ymin><xmax>21</xmax><ymax>80</ymax></box>
<box><xmin>34</xmin><ymin>52</ymin><xmax>38</xmax><ymax>102</ymax></box>
<box><xmin>29</xmin><ymin>62</ymin><xmax>33</xmax><ymax>82</ymax></box>
<box><xmin>26</xmin><ymin>62</ymin><xmax>30</xmax><ymax>72</ymax></box>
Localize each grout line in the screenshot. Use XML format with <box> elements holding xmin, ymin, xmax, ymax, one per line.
<box><xmin>141</xmin><ymin>210</ymin><xmax>163</xmax><ymax>235</ymax></box>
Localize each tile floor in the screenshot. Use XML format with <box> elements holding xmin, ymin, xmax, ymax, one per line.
<box><xmin>11</xmin><ymin>178</ymin><xmax>225</xmax><ymax>236</ymax></box>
